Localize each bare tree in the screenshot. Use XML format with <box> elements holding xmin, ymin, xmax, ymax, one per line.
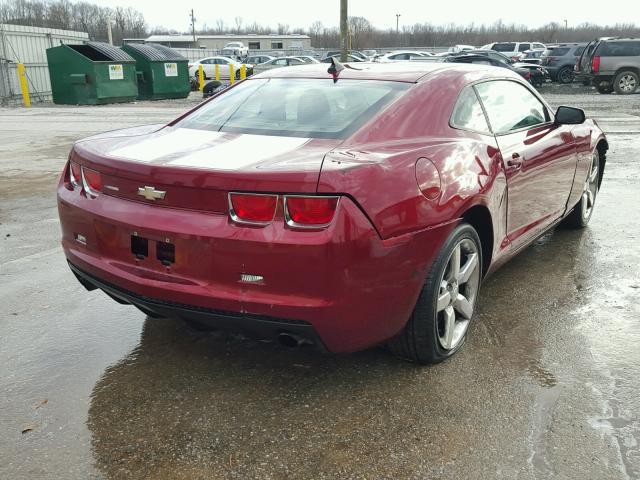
<box><xmin>1</xmin><ymin>1</ymin><xmax>639</xmax><ymax>48</ymax></box>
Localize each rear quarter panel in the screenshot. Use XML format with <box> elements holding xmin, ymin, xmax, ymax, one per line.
<box><xmin>318</xmin><ymin>75</ymin><xmax>508</xmax><ymax>268</ymax></box>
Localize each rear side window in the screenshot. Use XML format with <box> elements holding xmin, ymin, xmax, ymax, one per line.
<box><xmin>574</xmin><ymin>46</ymin><xmax>585</xmax><ymax>56</ymax></box>
<box><xmin>552</xmin><ymin>47</ymin><xmax>570</xmax><ymax>56</ymax></box>
<box><xmin>493</xmin><ymin>43</ymin><xmax>516</xmax><ymax>52</ymax></box>
<box><xmin>475</xmin><ymin>81</ymin><xmax>549</xmax><ymax>134</ymax></box>
<box><xmin>597</xmin><ymin>41</ymin><xmax>640</xmax><ymax>56</ymax></box>
<box><xmin>450</xmin><ymin>87</ymin><xmax>490</xmax><ymax>134</ymax></box>
<box><xmin>518</xmin><ymin>43</ymin><xmax>531</xmax><ymax>52</ymax></box>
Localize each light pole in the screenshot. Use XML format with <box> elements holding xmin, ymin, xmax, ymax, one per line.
<box><xmin>190</xmin><ymin>9</ymin><xmax>197</xmax><ymax>46</ymax></box>
<box><xmin>564</xmin><ymin>19</ymin><xmax>568</xmax><ymax>29</ymax></box>
<box><xmin>396</xmin><ymin>14</ymin><xmax>401</xmax><ymax>34</ymax></box>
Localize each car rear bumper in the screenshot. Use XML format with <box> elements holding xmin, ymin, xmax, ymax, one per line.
<box><xmin>58</xmin><ymin>177</ymin><xmax>453</xmax><ymax>353</ymax></box>
<box><xmin>68</xmin><ymin>261</ymin><xmax>327</xmax><ymax>350</ymax></box>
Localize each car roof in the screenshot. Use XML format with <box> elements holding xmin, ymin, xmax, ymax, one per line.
<box><xmin>601</xmin><ymin>37</ymin><xmax>640</xmax><ymax>42</ymax></box>
<box><xmin>199</xmin><ymin>56</ymin><xmax>236</xmax><ymax>61</ymax></box>
<box><xmin>251</xmin><ymin>61</ymin><xmax>520</xmax><ymax>83</ymax></box>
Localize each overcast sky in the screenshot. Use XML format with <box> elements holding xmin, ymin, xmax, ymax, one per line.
<box><xmin>95</xmin><ymin>0</ymin><xmax>637</xmax><ymax>32</ymax></box>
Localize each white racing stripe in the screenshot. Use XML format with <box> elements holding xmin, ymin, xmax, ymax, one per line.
<box><xmin>169</xmin><ymin>133</ymin><xmax>310</xmax><ymax>170</ymax></box>
<box><xmin>107</xmin><ymin>128</ymin><xmax>225</xmax><ymax>163</ymax></box>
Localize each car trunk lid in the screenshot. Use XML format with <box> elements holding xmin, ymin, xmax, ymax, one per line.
<box><xmin>72</xmin><ymin>126</ymin><xmax>342</xmax><ymax>213</ymax></box>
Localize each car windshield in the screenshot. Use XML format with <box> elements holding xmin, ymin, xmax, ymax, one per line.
<box><xmin>177</xmin><ymin>78</ymin><xmax>409</xmax><ymax>139</ymax></box>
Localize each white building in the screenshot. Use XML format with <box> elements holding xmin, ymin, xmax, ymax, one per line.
<box><xmin>143</xmin><ymin>34</ymin><xmax>311</xmax><ymax>51</ymax></box>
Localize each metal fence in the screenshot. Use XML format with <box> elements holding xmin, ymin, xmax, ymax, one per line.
<box><xmin>0</xmin><ymin>24</ymin><xmax>88</xmax><ymax>106</ymax></box>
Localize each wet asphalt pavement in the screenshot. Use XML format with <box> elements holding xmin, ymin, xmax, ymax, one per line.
<box><xmin>1</xmin><ymin>86</ymin><xmax>639</xmax><ymax>479</ymax></box>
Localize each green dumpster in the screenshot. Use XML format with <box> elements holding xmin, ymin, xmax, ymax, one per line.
<box><xmin>46</xmin><ymin>42</ymin><xmax>137</xmax><ymax>105</ymax></box>
<box><xmin>121</xmin><ymin>43</ymin><xmax>190</xmax><ymax>100</ymax></box>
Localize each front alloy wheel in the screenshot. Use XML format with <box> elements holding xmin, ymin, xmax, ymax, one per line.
<box><xmin>562</xmin><ymin>149</ymin><xmax>600</xmax><ymax>228</ymax></box>
<box><xmin>581</xmin><ymin>151</ymin><xmax>599</xmax><ymax>221</ymax></box>
<box><xmin>388</xmin><ymin>223</ymin><xmax>482</xmax><ymax>364</ymax></box>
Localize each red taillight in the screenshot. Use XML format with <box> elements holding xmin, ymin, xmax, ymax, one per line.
<box><xmin>69</xmin><ymin>161</ymin><xmax>82</xmax><ymax>188</ymax></box>
<box><xmin>285</xmin><ymin>196</ymin><xmax>339</xmax><ymax>227</ymax></box>
<box><xmin>591</xmin><ymin>56</ymin><xmax>600</xmax><ymax>73</ymax></box>
<box><xmin>81</xmin><ymin>166</ymin><xmax>102</xmax><ymax>196</ymax></box>
<box><xmin>229</xmin><ymin>193</ymin><xmax>278</xmax><ymax>224</ymax></box>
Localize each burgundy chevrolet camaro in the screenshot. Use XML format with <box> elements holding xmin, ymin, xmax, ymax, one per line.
<box><xmin>58</xmin><ymin>62</ymin><xmax>608</xmax><ymax>363</ymax></box>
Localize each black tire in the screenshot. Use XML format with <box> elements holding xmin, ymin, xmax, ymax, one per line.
<box><xmin>596</xmin><ymin>82</ymin><xmax>613</xmax><ymax>94</ymax></box>
<box><xmin>557</xmin><ymin>66</ymin><xmax>574</xmax><ymax>84</ymax></box>
<box><xmin>388</xmin><ymin>223</ymin><xmax>482</xmax><ymax>364</ymax></box>
<box><xmin>613</xmin><ymin>70</ymin><xmax>639</xmax><ymax>95</ymax></box>
<box><xmin>561</xmin><ymin>149</ymin><xmax>600</xmax><ymax>229</ymax></box>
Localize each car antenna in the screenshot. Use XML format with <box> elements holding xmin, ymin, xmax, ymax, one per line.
<box><xmin>327</xmin><ymin>58</ymin><xmax>345</xmax><ymax>83</ymax></box>
<box><xmin>327</xmin><ymin>57</ymin><xmax>362</xmax><ymax>83</ymax></box>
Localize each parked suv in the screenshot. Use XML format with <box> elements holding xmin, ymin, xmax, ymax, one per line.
<box><xmin>540</xmin><ymin>43</ymin><xmax>586</xmax><ymax>83</ymax></box>
<box><xmin>578</xmin><ymin>38</ymin><xmax>640</xmax><ymax>94</ymax></box>
<box><xmin>481</xmin><ymin>42</ymin><xmax>546</xmax><ymax>61</ymax></box>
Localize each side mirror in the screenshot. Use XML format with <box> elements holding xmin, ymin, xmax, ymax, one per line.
<box><xmin>555</xmin><ymin>106</ymin><xmax>586</xmax><ymax>125</ymax></box>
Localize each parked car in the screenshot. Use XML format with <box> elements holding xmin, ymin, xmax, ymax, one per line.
<box><xmin>323</xmin><ymin>50</ymin><xmax>368</xmax><ymax>61</ymax></box>
<box><xmin>376</xmin><ymin>50</ymin><xmax>433</xmax><ymax>61</ymax></box>
<box><xmin>295</xmin><ymin>56</ymin><xmax>321</xmax><ymax>64</ymax></box>
<box><xmin>58</xmin><ymin>62</ymin><xmax>607</xmax><ymax>364</ymax></box>
<box><xmin>221</xmin><ymin>42</ymin><xmax>248</xmax><ymax>58</ymax></box>
<box><xmin>243</xmin><ymin>55</ymin><xmax>275</xmax><ymax>66</ymax></box>
<box><xmin>516</xmin><ymin>49</ymin><xmax>544</xmax><ymax>64</ymax></box>
<box><xmin>576</xmin><ymin>38</ymin><xmax>640</xmax><ymax>94</ymax></box>
<box><xmin>448</xmin><ymin>45</ymin><xmax>475</xmax><ymax>53</ymax></box>
<box><xmin>539</xmin><ymin>43</ymin><xmax>586</xmax><ymax>83</ymax></box>
<box><xmin>362</xmin><ymin>49</ymin><xmax>378</xmax><ymax>58</ymax></box>
<box><xmin>252</xmin><ymin>56</ymin><xmax>307</xmax><ymax>74</ymax></box>
<box><xmin>444</xmin><ymin>53</ymin><xmax>549</xmax><ymax>87</ymax></box>
<box><xmin>320</xmin><ymin>54</ymin><xmax>365</xmax><ymax>63</ymax></box>
<box><xmin>481</xmin><ymin>42</ymin><xmax>546</xmax><ymax>61</ymax></box>
<box><xmin>188</xmin><ymin>56</ymin><xmax>245</xmax><ymax>80</ymax></box>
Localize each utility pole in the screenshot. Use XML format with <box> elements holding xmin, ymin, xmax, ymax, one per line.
<box><xmin>564</xmin><ymin>19</ymin><xmax>568</xmax><ymax>29</ymax></box>
<box><xmin>190</xmin><ymin>9</ymin><xmax>197</xmax><ymax>46</ymax></box>
<box><xmin>340</xmin><ymin>0</ymin><xmax>348</xmax><ymax>62</ymax></box>
<box><xmin>396</xmin><ymin>14</ymin><xmax>401</xmax><ymax>34</ymax></box>
<box><xmin>107</xmin><ymin>17</ymin><xmax>113</xmax><ymax>46</ymax></box>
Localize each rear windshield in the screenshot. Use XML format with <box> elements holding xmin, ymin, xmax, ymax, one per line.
<box><xmin>177</xmin><ymin>78</ymin><xmax>409</xmax><ymax>139</ymax></box>
<box><xmin>493</xmin><ymin>43</ymin><xmax>516</xmax><ymax>52</ymax></box>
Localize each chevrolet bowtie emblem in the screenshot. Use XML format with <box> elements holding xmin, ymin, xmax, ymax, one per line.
<box><xmin>137</xmin><ymin>186</ymin><xmax>166</xmax><ymax>201</ymax></box>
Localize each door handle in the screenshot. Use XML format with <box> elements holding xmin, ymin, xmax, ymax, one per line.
<box><xmin>507</xmin><ymin>153</ymin><xmax>522</xmax><ymax>168</ymax></box>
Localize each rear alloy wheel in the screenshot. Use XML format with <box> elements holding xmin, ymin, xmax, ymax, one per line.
<box><xmin>562</xmin><ymin>149</ymin><xmax>600</xmax><ymax>228</ymax></box>
<box><xmin>388</xmin><ymin>223</ymin><xmax>482</xmax><ymax>364</ymax></box>
<box><xmin>613</xmin><ymin>71</ymin><xmax>639</xmax><ymax>95</ymax></box>
<box><xmin>557</xmin><ymin>66</ymin><xmax>574</xmax><ymax>84</ymax></box>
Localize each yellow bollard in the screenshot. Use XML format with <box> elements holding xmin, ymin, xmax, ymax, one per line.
<box><xmin>198</xmin><ymin>64</ymin><xmax>205</xmax><ymax>92</ymax></box>
<box><xmin>229</xmin><ymin>64</ymin><xmax>235</xmax><ymax>85</ymax></box>
<box><xmin>215</xmin><ymin>64</ymin><xmax>220</xmax><ymax>81</ymax></box>
<box><xmin>240</xmin><ymin>64</ymin><xmax>246</xmax><ymax>80</ymax></box>
<box><xmin>17</xmin><ymin>63</ymin><xmax>31</xmax><ymax>107</ymax></box>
